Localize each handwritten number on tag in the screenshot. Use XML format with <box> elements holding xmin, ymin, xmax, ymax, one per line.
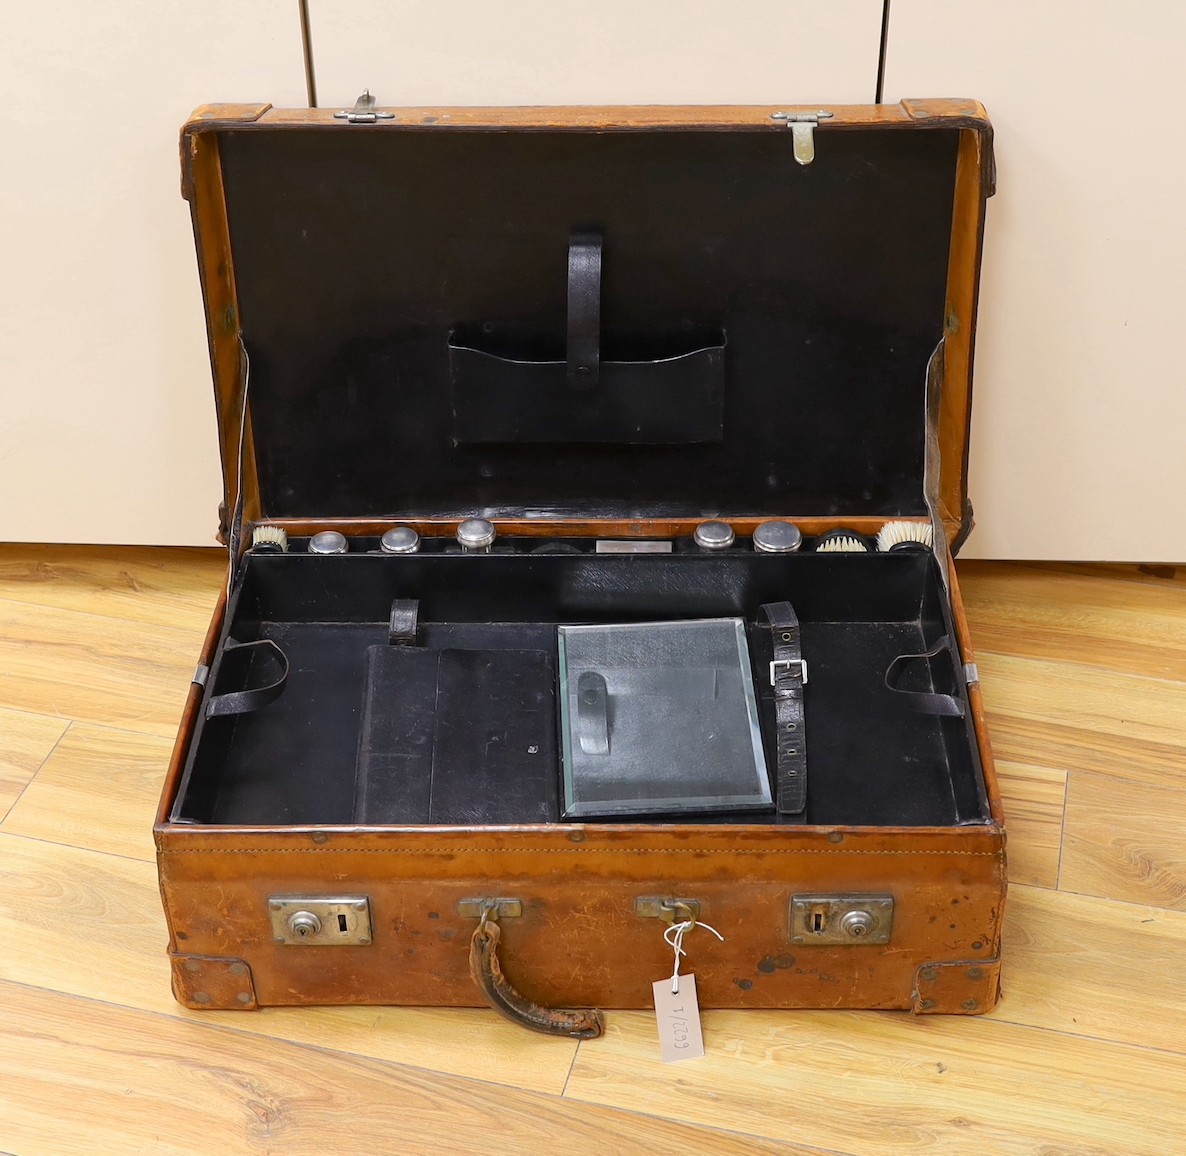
<box><xmin>653</xmin><ymin>974</ymin><xmax>706</xmax><ymax>1062</ymax></box>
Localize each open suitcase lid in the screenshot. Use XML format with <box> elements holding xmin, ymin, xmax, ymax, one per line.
<box><xmin>182</xmin><ymin>100</ymin><xmax>993</xmax><ymax>549</ymax></box>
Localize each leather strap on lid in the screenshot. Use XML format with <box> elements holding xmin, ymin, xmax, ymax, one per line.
<box><xmin>759</xmin><ymin>601</ymin><xmax>808</xmax><ymax>817</ymax></box>
<box><xmin>567</xmin><ymin>231</ymin><xmax>602</xmax><ymax>390</ymax></box>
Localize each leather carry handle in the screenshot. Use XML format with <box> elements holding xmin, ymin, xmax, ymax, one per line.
<box><xmin>566</xmin><ymin>230</ymin><xmax>602</xmax><ymax>390</ymax></box>
<box><xmin>468</xmin><ymin>915</ymin><xmax>604</xmax><ymax>1039</ymax></box>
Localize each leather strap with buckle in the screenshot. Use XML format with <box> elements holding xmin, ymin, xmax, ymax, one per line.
<box><xmin>759</xmin><ymin>601</ymin><xmax>808</xmax><ymax>817</ymax></box>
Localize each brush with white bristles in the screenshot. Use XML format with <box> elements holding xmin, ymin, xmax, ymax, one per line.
<box><xmin>876</xmin><ymin>520</ymin><xmax>934</xmax><ymax>553</ymax></box>
<box><xmin>815</xmin><ymin>529</ymin><xmax>870</xmax><ymax>553</ymax></box>
<box><xmin>251</xmin><ymin>525</ymin><xmax>289</xmax><ymax>553</ymax></box>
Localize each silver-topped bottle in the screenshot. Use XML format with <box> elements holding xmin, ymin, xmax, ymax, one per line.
<box><xmin>456</xmin><ymin>518</ymin><xmax>496</xmax><ymax>553</ymax></box>
<box><xmin>308</xmin><ymin>530</ymin><xmax>349</xmax><ymax>555</ymax></box>
<box><xmin>380</xmin><ymin>526</ymin><xmax>421</xmax><ymax>554</ymax></box>
<box><xmin>752</xmin><ymin>520</ymin><xmax>802</xmax><ymax>554</ymax></box>
<box><xmin>693</xmin><ymin>520</ymin><xmax>736</xmax><ymax>551</ymax></box>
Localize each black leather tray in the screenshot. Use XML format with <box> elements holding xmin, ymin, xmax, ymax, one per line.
<box><xmin>172</xmin><ymin>544</ymin><xmax>987</xmax><ymax>830</ymax></box>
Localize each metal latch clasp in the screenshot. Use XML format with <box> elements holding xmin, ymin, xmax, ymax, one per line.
<box><xmin>635</xmin><ymin>897</ymin><xmax>702</xmax><ymax>925</ymax></box>
<box><xmin>334</xmin><ymin>89</ymin><xmax>395</xmax><ymax>124</ymax></box>
<box><xmin>771</xmin><ymin>110</ymin><xmax>834</xmax><ymax>165</ymax></box>
<box><xmin>457</xmin><ymin>898</ymin><xmax>522</xmax><ymax>921</ymax></box>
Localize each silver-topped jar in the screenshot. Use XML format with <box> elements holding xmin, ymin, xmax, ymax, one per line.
<box><xmin>752</xmin><ymin>520</ymin><xmax>803</xmax><ymax>554</ymax></box>
<box><xmin>456</xmin><ymin>517</ymin><xmax>496</xmax><ymax>552</ymax></box>
<box><xmin>308</xmin><ymin>530</ymin><xmax>349</xmax><ymax>555</ymax></box>
<box><xmin>692</xmin><ymin>520</ymin><xmax>736</xmax><ymax>551</ymax></box>
<box><xmin>380</xmin><ymin>526</ymin><xmax>421</xmax><ymax>555</ymax></box>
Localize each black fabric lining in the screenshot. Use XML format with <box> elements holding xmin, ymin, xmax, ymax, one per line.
<box><xmin>355</xmin><ymin>645</ymin><xmax>558</xmax><ymax>825</ymax></box>
<box><xmin>217</xmin><ymin>127</ymin><xmax>958</xmax><ymax>520</ymax></box>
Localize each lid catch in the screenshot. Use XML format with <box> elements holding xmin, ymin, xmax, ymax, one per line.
<box><xmin>334</xmin><ymin>90</ymin><xmax>395</xmax><ymax>124</ymax></box>
<box><xmin>771</xmin><ymin>110</ymin><xmax>834</xmax><ymax>166</ymax></box>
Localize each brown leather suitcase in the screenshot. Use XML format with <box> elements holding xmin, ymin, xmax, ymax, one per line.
<box><xmin>157</xmin><ymin>97</ymin><xmax>1005</xmax><ymax>1037</ymax></box>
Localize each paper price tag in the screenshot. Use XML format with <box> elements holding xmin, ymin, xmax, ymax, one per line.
<box><xmin>653</xmin><ymin>974</ymin><xmax>705</xmax><ymax>1063</ymax></box>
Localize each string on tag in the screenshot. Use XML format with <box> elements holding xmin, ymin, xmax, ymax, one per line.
<box><xmin>664</xmin><ymin>919</ymin><xmax>724</xmax><ymax>994</ymax></box>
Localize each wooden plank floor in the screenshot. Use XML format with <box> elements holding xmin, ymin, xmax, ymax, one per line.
<box><xmin>2</xmin><ymin>546</ymin><xmax>1185</xmax><ymax>1155</ymax></box>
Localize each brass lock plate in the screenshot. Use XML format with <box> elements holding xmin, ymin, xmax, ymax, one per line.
<box><xmin>790</xmin><ymin>894</ymin><xmax>894</xmax><ymax>945</ymax></box>
<box><xmin>268</xmin><ymin>896</ymin><xmax>372</xmax><ymax>946</ymax></box>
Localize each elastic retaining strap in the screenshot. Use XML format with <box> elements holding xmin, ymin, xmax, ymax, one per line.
<box><xmin>388</xmin><ymin>599</ymin><xmax>420</xmax><ymax>646</ymax></box>
<box><xmin>205</xmin><ymin>639</ymin><xmax>289</xmax><ymax>718</ymax></box>
<box><xmin>884</xmin><ymin>637</ymin><xmax>966</xmax><ymax>718</ymax></box>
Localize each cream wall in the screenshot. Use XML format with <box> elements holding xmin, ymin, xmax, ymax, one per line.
<box><xmin>310</xmin><ymin>1</ymin><xmax>884</xmax><ymax>107</ymax></box>
<box><xmin>885</xmin><ymin>1</ymin><xmax>1186</xmax><ymax>560</ymax></box>
<box><xmin>4</xmin><ymin>3</ymin><xmax>1179</xmax><ymax>559</ymax></box>
<box><xmin>0</xmin><ymin>1</ymin><xmax>306</xmax><ymax>547</ymax></box>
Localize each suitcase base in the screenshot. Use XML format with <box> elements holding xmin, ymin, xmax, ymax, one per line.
<box><xmin>157</xmin><ymin>537</ymin><xmax>1005</xmax><ymax>1023</ymax></box>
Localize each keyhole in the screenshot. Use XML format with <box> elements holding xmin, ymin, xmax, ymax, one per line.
<box><xmin>286</xmin><ymin>911</ymin><xmax>322</xmax><ymax>939</ymax></box>
<box><xmin>811</xmin><ymin>909</ymin><xmax>826</xmax><ymax>934</ymax></box>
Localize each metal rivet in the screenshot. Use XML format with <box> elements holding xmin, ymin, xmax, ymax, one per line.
<box><xmin>229</xmin><ymin>962</ymin><xmax>248</xmax><ymax>977</ymax></box>
<box><xmin>269</xmin><ymin>900</ymin><xmax>283</xmax><ymax>910</ymax></box>
<box><xmin>786</xmin><ymin>722</ymin><xmax>797</xmax><ymax>731</ymax></box>
<box><xmin>920</xmin><ymin>967</ymin><xmax>939</xmax><ymax>983</ymax></box>
<box><xmin>827</xmin><ymin>831</ymin><xmax>843</xmax><ymax>844</ymax></box>
<box><xmin>236</xmin><ymin>992</ymin><xmax>253</xmax><ymax>1005</ymax></box>
<box><xmin>358</xmin><ymin>936</ymin><xmax>371</xmax><ymax>946</ymax></box>
<box><xmin>962</xmin><ymin>998</ymin><xmax>979</xmax><ymax>1011</ymax></box>
<box><xmin>274</xmin><ymin>936</ymin><xmax>286</xmax><ymax>944</ymax></box>
<box><xmin>354</xmin><ymin>901</ymin><xmax>367</xmax><ymax>912</ymax></box>
<box><xmin>185</xmin><ymin>959</ymin><xmax>202</xmax><ymax>973</ymax></box>
<box><xmin>192</xmin><ymin>992</ymin><xmax>212</xmax><ymax>1005</ymax></box>
<box><xmin>971</xmin><ymin>940</ymin><xmax>984</xmax><ymax>951</ymax></box>
<box><xmin>967</xmin><ymin>967</ymin><xmax>984</xmax><ymax>981</ymax></box>
<box><xmin>919</xmin><ymin>998</ymin><xmax>936</xmax><ymax>1011</ymax></box>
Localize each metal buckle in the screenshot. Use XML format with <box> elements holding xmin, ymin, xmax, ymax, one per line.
<box><xmin>769</xmin><ymin>658</ymin><xmax>808</xmax><ymax>686</ymax></box>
